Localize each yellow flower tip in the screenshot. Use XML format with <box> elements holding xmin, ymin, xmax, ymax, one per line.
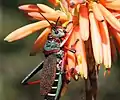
<box><xmin>18</xmin><ymin>5</ymin><xmax>25</xmax><ymax>10</ymax></box>
<box><xmin>75</xmin><ymin>64</ymin><xmax>86</xmax><ymax>79</ymax></box>
<box><xmin>77</xmin><ymin>55</ymin><xmax>82</xmax><ymax>64</ymax></box>
<box><xmin>4</xmin><ymin>37</ymin><xmax>8</xmax><ymax>41</ymax></box>
<box><xmin>73</xmin><ymin>74</ymin><xmax>79</xmax><ymax>81</ymax></box>
<box><xmin>18</xmin><ymin>4</ymin><xmax>40</xmax><ymax>12</ymax></box>
<box><xmin>104</xmin><ymin>64</ymin><xmax>108</xmax><ymax>68</ymax></box>
<box><xmin>18</xmin><ymin>4</ymin><xmax>34</xmax><ymax>10</ymax></box>
<box><xmin>84</xmin><ymin>76</ymin><xmax>87</xmax><ymax>79</ymax></box>
<box><xmin>104</xmin><ymin>64</ymin><xmax>111</xmax><ymax>69</ymax></box>
<box><xmin>4</xmin><ymin>36</ymin><xmax>12</xmax><ymax>42</ymax></box>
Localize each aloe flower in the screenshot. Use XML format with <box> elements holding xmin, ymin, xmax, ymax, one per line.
<box><xmin>4</xmin><ymin>0</ymin><xmax>120</xmax><ymax>99</ymax></box>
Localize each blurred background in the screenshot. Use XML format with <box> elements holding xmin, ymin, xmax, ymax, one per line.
<box><xmin>0</xmin><ymin>0</ymin><xmax>120</xmax><ymax>100</ymax></box>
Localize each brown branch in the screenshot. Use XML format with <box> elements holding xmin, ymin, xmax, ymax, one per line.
<box><xmin>85</xmin><ymin>38</ymin><xmax>99</xmax><ymax>100</ymax></box>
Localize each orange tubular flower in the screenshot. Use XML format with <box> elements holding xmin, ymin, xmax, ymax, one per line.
<box><xmin>4</xmin><ymin>0</ymin><xmax>120</xmax><ymax>79</ymax></box>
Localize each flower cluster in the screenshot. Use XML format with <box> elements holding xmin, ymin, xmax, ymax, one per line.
<box><xmin>4</xmin><ymin>0</ymin><xmax>120</xmax><ymax>79</ymax></box>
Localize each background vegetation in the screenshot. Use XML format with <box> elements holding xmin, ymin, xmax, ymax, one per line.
<box><xmin>0</xmin><ymin>0</ymin><xmax>120</xmax><ymax>100</ymax></box>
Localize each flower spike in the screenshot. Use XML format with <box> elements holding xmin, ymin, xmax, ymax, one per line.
<box><xmin>4</xmin><ymin>0</ymin><xmax>120</xmax><ymax>99</ymax></box>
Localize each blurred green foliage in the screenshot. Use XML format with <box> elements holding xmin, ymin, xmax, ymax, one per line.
<box><xmin>1</xmin><ymin>0</ymin><xmax>120</xmax><ymax>100</ymax></box>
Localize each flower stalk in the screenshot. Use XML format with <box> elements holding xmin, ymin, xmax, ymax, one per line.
<box><xmin>4</xmin><ymin>0</ymin><xmax>120</xmax><ymax>100</ymax></box>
